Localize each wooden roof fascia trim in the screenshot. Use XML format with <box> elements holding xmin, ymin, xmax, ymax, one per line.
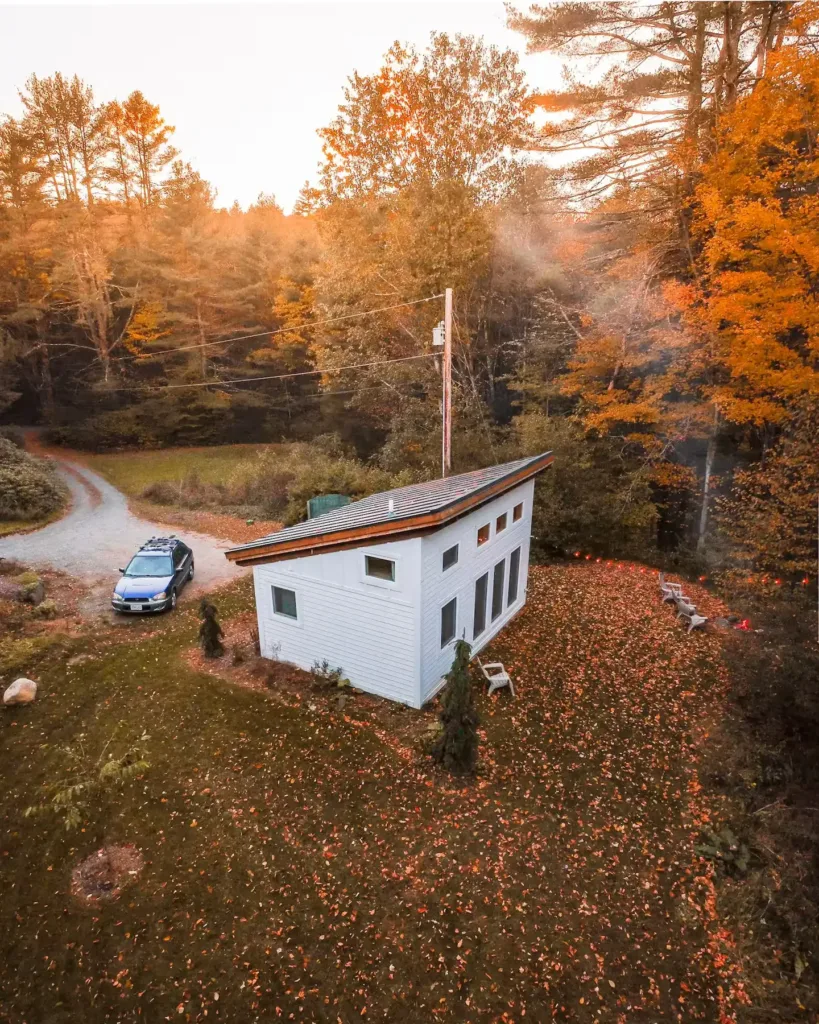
<box><xmin>227</xmin><ymin>453</ymin><xmax>553</xmax><ymax>566</ymax></box>
<box><xmin>235</xmin><ymin>527</ymin><xmax>436</xmax><ymax>566</ymax></box>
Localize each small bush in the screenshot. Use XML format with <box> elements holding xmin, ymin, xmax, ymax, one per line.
<box><xmin>311</xmin><ymin>660</ymin><xmax>347</xmax><ymax>688</ymax></box>
<box><xmin>0</xmin><ymin>440</ymin><xmax>65</xmax><ymax>521</ymax></box>
<box><xmin>141</xmin><ymin>473</ymin><xmax>226</xmax><ymax>509</ymax></box>
<box><xmin>0</xmin><ymin>426</ymin><xmax>25</xmax><ymax>448</ymax></box>
<box><xmin>31</xmin><ymin>599</ymin><xmax>58</xmax><ymax>620</ymax></box>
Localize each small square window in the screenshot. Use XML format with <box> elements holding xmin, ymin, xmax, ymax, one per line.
<box><xmin>496</xmin><ymin>512</ymin><xmax>507</xmax><ymax>533</ymax></box>
<box><xmin>513</xmin><ymin>502</ymin><xmax>523</xmax><ymax>522</ymax></box>
<box><xmin>441</xmin><ymin>597</ymin><xmax>457</xmax><ymax>647</ymax></box>
<box><xmin>442</xmin><ymin>544</ymin><xmax>459</xmax><ymax>571</ymax></box>
<box><xmin>477</xmin><ymin>524</ymin><xmax>490</xmax><ymax>547</ymax></box>
<box><xmin>273</xmin><ymin>585</ymin><xmax>297</xmax><ymax>619</ymax></box>
<box><xmin>365</xmin><ymin>555</ymin><xmax>395</xmax><ymax>581</ymax></box>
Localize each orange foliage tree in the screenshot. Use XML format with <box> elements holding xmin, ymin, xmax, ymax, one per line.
<box><xmin>670</xmin><ymin>42</ymin><xmax>819</xmax><ymax>430</ymax></box>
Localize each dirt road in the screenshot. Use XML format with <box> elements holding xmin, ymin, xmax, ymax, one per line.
<box><xmin>0</xmin><ymin>454</ymin><xmax>246</xmax><ymax>612</ymax></box>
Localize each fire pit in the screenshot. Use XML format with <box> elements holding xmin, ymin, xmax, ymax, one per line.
<box><xmin>71</xmin><ymin>844</ymin><xmax>144</xmax><ymax>904</ymax></box>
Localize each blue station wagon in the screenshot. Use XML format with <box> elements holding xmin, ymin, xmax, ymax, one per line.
<box><xmin>112</xmin><ymin>537</ymin><xmax>194</xmax><ymax>614</ymax></box>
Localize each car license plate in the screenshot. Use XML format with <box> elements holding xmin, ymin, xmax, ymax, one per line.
<box><xmin>128</xmin><ymin>603</ymin><xmax>143</xmax><ymax>611</ymax></box>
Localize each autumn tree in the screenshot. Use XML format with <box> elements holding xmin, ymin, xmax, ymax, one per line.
<box><xmin>310</xmin><ymin>32</ymin><xmax>529</xmax><ymax>204</ymax></box>
<box><xmin>718</xmin><ymin>401</ymin><xmax>818</xmax><ymax>585</ymax></box>
<box><xmin>303</xmin><ymin>33</ymin><xmax>535</xmax><ymax>463</ymax></box>
<box><xmin>19</xmin><ymin>73</ymin><xmax>106</xmax><ymax>206</ymax></box>
<box><xmin>112</xmin><ymin>91</ymin><xmax>177</xmax><ymax>208</ymax></box>
<box><xmin>507</xmin><ymin>2</ymin><xmax>811</xmax><ymax>201</ymax></box>
<box><xmin>669</xmin><ymin>41</ymin><xmax>819</xmax><ymax>432</ymax></box>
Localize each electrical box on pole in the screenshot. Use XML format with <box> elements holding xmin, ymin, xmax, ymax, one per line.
<box><xmin>442</xmin><ymin>288</ymin><xmax>452</xmax><ymax>477</ymax></box>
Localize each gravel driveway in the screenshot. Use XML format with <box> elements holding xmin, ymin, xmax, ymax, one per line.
<box><xmin>0</xmin><ymin>456</ymin><xmax>245</xmax><ymax>613</ymax></box>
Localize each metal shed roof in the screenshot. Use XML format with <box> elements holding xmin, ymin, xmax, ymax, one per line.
<box><xmin>225</xmin><ymin>451</ymin><xmax>553</xmax><ymax>566</ymax></box>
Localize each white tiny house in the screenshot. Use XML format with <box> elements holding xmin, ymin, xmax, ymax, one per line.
<box><xmin>225</xmin><ymin>452</ymin><xmax>553</xmax><ymax>708</ymax></box>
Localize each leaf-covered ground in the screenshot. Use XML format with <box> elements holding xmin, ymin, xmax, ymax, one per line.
<box><xmin>0</xmin><ymin>564</ymin><xmax>742</xmax><ymax>1023</ymax></box>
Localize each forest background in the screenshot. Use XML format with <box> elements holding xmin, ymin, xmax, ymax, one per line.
<box><xmin>1</xmin><ymin>1</ymin><xmax>817</xmax><ymax>586</ymax></box>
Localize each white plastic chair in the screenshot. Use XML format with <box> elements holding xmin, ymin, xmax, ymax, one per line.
<box><xmin>659</xmin><ymin>572</ymin><xmax>689</xmax><ymax>605</ymax></box>
<box><xmin>477</xmin><ymin>658</ymin><xmax>515</xmax><ymax>697</ymax></box>
<box><xmin>677</xmin><ymin>607</ymin><xmax>708</xmax><ymax>633</ymax></box>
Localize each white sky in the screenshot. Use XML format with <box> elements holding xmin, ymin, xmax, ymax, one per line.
<box><xmin>0</xmin><ymin>1</ymin><xmax>562</xmax><ymax>212</ymax></box>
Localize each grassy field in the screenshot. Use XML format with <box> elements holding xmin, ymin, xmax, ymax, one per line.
<box><xmin>0</xmin><ymin>563</ymin><xmax>754</xmax><ymax>1023</ymax></box>
<box><xmin>84</xmin><ymin>444</ymin><xmax>275</xmax><ymax>498</ymax></box>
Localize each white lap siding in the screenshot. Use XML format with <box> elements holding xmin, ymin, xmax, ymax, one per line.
<box><xmin>252</xmin><ymin>538</ymin><xmax>422</xmax><ymax>707</ymax></box>
<box><xmin>419</xmin><ymin>480</ymin><xmax>534</xmax><ymax>704</ymax></box>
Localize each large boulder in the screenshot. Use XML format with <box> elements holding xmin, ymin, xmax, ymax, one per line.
<box><xmin>3</xmin><ymin>678</ymin><xmax>37</xmax><ymax>705</ymax></box>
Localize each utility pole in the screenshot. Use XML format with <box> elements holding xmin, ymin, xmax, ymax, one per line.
<box><xmin>442</xmin><ymin>287</ymin><xmax>452</xmax><ymax>477</ymax></box>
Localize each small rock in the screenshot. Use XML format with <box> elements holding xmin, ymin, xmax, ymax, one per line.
<box><xmin>22</xmin><ymin>581</ymin><xmax>46</xmax><ymax>606</ymax></box>
<box><xmin>3</xmin><ymin>677</ymin><xmax>37</xmax><ymax>705</ymax></box>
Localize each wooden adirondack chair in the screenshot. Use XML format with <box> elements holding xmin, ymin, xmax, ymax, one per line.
<box><xmin>477</xmin><ymin>658</ymin><xmax>515</xmax><ymax>697</ymax></box>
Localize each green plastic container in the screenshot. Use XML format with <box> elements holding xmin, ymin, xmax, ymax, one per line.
<box><xmin>306</xmin><ymin>493</ymin><xmax>352</xmax><ymax>519</ymax></box>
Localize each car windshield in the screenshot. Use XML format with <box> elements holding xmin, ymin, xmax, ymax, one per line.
<box><xmin>124</xmin><ymin>554</ymin><xmax>173</xmax><ymax>577</ymax></box>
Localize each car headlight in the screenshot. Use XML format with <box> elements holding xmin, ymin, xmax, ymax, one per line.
<box><xmin>112</xmin><ymin>591</ymin><xmax>120</xmax><ymax>601</ymax></box>
<box><xmin>153</xmin><ymin>591</ymin><xmax>167</xmax><ymax>601</ymax></box>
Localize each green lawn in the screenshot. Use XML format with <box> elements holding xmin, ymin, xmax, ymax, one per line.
<box><xmin>84</xmin><ymin>444</ymin><xmax>276</xmax><ymax>497</ymax></box>
<box><xmin>0</xmin><ymin>565</ymin><xmax>739</xmax><ymax>1023</ymax></box>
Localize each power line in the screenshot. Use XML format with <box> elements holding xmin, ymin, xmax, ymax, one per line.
<box><xmin>106</xmin><ymin>352</ymin><xmax>437</xmax><ymax>393</ymax></box>
<box><xmin>242</xmin><ymin>380</ymin><xmax>427</xmax><ymax>414</ymax></box>
<box><xmin>117</xmin><ymin>293</ymin><xmax>445</xmax><ymax>361</ymax></box>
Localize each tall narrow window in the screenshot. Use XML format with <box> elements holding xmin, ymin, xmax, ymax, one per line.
<box><xmin>477</xmin><ymin>523</ymin><xmax>490</xmax><ymax>547</ymax></box>
<box><xmin>442</xmin><ymin>544</ymin><xmax>459</xmax><ymax>571</ymax></box>
<box><xmin>473</xmin><ymin>572</ymin><xmax>488</xmax><ymax>639</ymax></box>
<box><xmin>513</xmin><ymin>502</ymin><xmax>523</xmax><ymax>522</ymax></box>
<box><xmin>273</xmin><ymin>586</ymin><xmax>297</xmax><ymax>620</ymax></box>
<box><xmin>496</xmin><ymin>512</ymin><xmax>507</xmax><ymax>533</ymax></box>
<box><xmin>440</xmin><ymin>598</ymin><xmax>457</xmax><ymax>647</ymax></box>
<box><xmin>491</xmin><ymin>559</ymin><xmax>505</xmax><ymax>621</ymax></box>
<box><xmin>508</xmin><ymin>546</ymin><xmax>521</xmax><ymax>605</ymax></box>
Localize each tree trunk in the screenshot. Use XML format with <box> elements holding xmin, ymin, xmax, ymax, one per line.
<box><xmin>197</xmin><ymin>300</ymin><xmax>207</xmax><ymax>377</ymax></box>
<box><xmin>685</xmin><ymin>4</ymin><xmax>707</xmax><ymax>147</ymax></box>
<box><xmin>39</xmin><ymin>345</ymin><xmax>55</xmax><ymax>423</ymax></box>
<box><xmin>697</xmin><ymin>408</ymin><xmax>719</xmax><ymax>553</ymax></box>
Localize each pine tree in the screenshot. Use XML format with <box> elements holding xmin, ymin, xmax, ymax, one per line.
<box><xmin>198</xmin><ymin>599</ymin><xmax>224</xmax><ymax>658</ymax></box>
<box><xmin>432</xmin><ymin>639</ymin><xmax>479</xmax><ymax>774</ymax></box>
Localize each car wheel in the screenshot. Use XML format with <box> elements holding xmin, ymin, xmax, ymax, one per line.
<box><xmin>188</xmin><ymin>560</ymin><xmax>194</xmax><ymax>581</ymax></box>
<box><xmin>169</xmin><ymin>589</ymin><xmax>177</xmax><ymax>611</ymax></box>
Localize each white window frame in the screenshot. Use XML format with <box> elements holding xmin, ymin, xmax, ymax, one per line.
<box><xmin>361</xmin><ymin>550</ymin><xmax>401</xmax><ymax>590</ymax></box>
<box><xmin>442</xmin><ymin>543</ymin><xmax>459</xmax><ymax>572</ymax></box>
<box><xmin>440</xmin><ymin>596</ymin><xmax>458</xmax><ymax>648</ymax></box>
<box><xmin>512</xmin><ymin>501</ymin><xmax>524</xmax><ymax>523</ymax></box>
<box><xmin>496</xmin><ymin>511</ymin><xmax>508</xmax><ymax>534</ymax></box>
<box><xmin>507</xmin><ymin>546</ymin><xmax>522</xmax><ymax>607</ymax></box>
<box><xmin>476</xmin><ymin>522</ymin><xmax>491</xmax><ymax>548</ymax></box>
<box><xmin>473</xmin><ymin>571</ymin><xmax>489</xmax><ymax>640</ymax></box>
<box><xmin>271</xmin><ymin>584</ymin><xmax>301</xmax><ymax>626</ymax></box>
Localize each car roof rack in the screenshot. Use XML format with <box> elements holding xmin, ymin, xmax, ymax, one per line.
<box><xmin>139</xmin><ymin>536</ymin><xmax>179</xmax><ymax>552</ymax></box>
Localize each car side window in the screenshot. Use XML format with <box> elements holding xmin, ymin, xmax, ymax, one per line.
<box><xmin>173</xmin><ymin>546</ymin><xmax>186</xmax><ymax>569</ymax></box>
